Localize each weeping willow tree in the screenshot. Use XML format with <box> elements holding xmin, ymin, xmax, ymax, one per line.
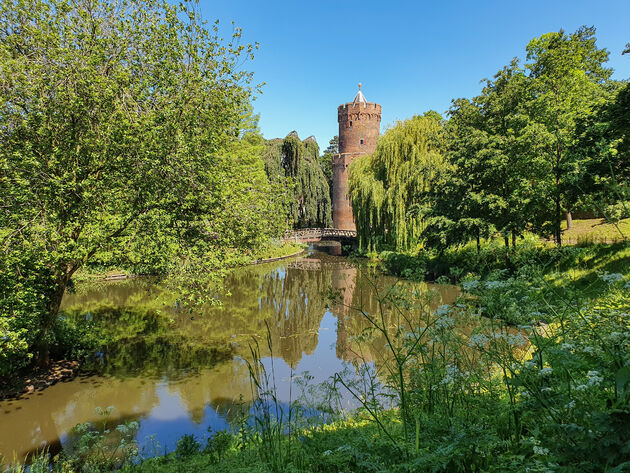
<box><xmin>262</xmin><ymin>132</ymin><xmax>332</xmax><ymax>228</ymax></box>
<box><xmin>348</xmin><ymin>115</ymin><xmax>447</xmax><ymax>251</ymax></box>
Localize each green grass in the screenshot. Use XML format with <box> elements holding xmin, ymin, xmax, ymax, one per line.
<box><xmin>561</xmin><ymin>217</ymin><xmax>630</xmax><ymax>244</ymax></box>
<box><xmin>248</xmin><ymin>242</ymin><xmax>305</xmax><ymax>263</ymax></box>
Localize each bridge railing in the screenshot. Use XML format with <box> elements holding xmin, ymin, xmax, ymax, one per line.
<box><xmin>282</xmin><ymin>228</ymin><xmax>357</xmax><ymax>241</ymax></box>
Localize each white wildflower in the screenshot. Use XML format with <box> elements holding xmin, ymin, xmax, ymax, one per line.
<box><xmin>485</xmin><ymin>280</ymin><xmax>507</xmax><ymax>289</ymax></box>
<box><xmin>462</xmin><ymin>280</ymin><xmax>480</xmax><ymax>291</ymax></box>
<box><xmin>469</xmin><ymin>333</ymin><xmax>489</xmax><ymax>347</ymax></box>
<box><xmin>435</xmin><ymin>304</ymin><xmax>451</xmax><ymax>316</ymax></box>
<box><xmin>533</xmin><ymin>446</ymin><xmax>549</xmax><ymax>456</ymax></box>
<box><xmin>435</xmin><ymin>315</ymin><xmax>455</xmax><ymax>329</ymax></box>
<box><xmin>601</xmin><ymin>272</ymin><xmax>624</xmax><ymax>284</ymax></box>
<box><xmin>539</xmin><ymin>367</ymin><xmax>553</xmax><ymax>377</ymax></box>
<box><xmin>587</xmin><ymin>371</ymin><xmax>603</xmax><ymax>386</ymax></box>
<box><xmin>608</xmin><ymin>332</ymin><xmax>626</xmax><ymax>343</ymax></box>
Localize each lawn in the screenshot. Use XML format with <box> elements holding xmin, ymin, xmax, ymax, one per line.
<box><xmin>561</xmin><ymin>218</ymin><xmax>630</xmax><ymax>244</ymax></box>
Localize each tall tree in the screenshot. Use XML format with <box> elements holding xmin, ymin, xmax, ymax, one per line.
<box><xmin>262</xmin><ymin>132</ymin><xmax>332</xmax><ymax>228</ymax></box>
<box><xmin>524</xmin><ymin>26</ymin><xmax>612</xmax><ymax>244</ymax></box>
<box><xmin>349</xmin><ymin>115</ymin><xmax>447</xmax><ymax>251</ymax></box>
<box><xmin>439</xmin><ymin>62</ymin><xmax>543</xmax><ymax>249</ymax></box>
<box><xmin>0</xmin><ymin>0</ymin><xmax>273</xmax><ymax>368</ymax></box>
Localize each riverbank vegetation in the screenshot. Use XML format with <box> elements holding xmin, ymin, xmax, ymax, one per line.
<box><xmin>4</xmin><ymin>241</ymin><xmax>628</xmax><ymax>472</ymax></box>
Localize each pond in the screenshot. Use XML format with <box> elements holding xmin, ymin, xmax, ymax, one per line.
<box><xmin>0</xmin><ymin>247</ymin><xmax>459</xmax><ymax>463</ymax></box>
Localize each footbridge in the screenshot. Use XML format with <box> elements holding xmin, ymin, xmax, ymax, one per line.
<box><xmin>282</xmin><ymin>228</ymin><xmax>357</xmax><ymax>243</ymax></box>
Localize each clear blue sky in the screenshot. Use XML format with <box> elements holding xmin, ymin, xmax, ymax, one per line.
<box><xmin>197</xmin><ymin>0</ymin><xmax>630</xmax><ymax>147</ymax></box>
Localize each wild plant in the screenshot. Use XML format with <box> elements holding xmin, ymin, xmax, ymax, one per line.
<box><xmin>174</xmin><ymin>434</ymin><xmax>200</xmax><ymax>458</ymax></box>
<box><xmin>67</xmin><ymin>406</ymin><xmax>139</xmax><ymax>471</ymax></box>
<box><xmin>245</xmin><ymin>329</ymin><xmax>302</xmax><ymax>472</ymax></box>
<box><xmin>330</xmin><ymin>276</ymin><xmax>466</xmax><ymax>456</ymax></box>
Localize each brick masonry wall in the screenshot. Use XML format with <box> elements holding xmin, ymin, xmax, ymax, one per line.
<box><xmin>332</xmin><ymin>102</ymin><xmax>381</xmax><ymax>230</ymax></box>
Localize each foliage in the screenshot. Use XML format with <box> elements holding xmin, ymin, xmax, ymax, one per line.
<box><xmin>0</xmin><ymin>0</ymin><xmax>285</xmax><ymax>374</ymax></box>
<box><xmin>570</xmin><ymin>80</ymin><xmax>630</xmax><ymax>221</ymax></box>
<box><xmin>524</xmin><ymin>26</ymin><xmax>613</xmax><ymax>244</ymax></box>
<box><xmin>262</xmin><ymin>132</ymin><xmax>332</xmax><ymax>229</ymax></box>
<box><xmin>368</xmin><ymin>27</ymin><xmax>622</xmax><ymax>252</ymax></box>
<box><xmin>319</xmin><ymin>135</ymin><xmax>338</xmax><ymax>199</ymax></box>
<box><xmin>432</xmin><ymin>61</ymin><xmax>539</xmax><ymax>250</ymax></box>
<box><xmin>174</xmin><ymin>435</ymin><xmax>201</xmax><ymax>459</ymax></box>
<box><xmin>348</xmin><ymin>115</ymin><xmax>448</xmax><ymax>252</ymax></box>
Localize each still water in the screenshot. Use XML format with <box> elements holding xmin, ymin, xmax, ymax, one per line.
<box><xmin>0</xmin><ymin>248</ymin><xmax>458</xmax><ymax>462</ymax></box>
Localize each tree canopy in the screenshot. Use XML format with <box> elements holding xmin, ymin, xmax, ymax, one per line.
<box><xmin>0</xmin><ymin>0</ymin><xmax>283</xmax><ymax>371</ymax></box>
<box><xmin>349</xmin><ymin>26</ymin><xmax>626</xmax><ymax>252</ymax></box>
<box><xmin>262</xmin><ymin>132</ymin><xmax>332</xmax><ymax>229</ymax></box>
<box><xmin>349</xmin><ymin>115</ymin><xmax>447</xmax><ymax>251</ymax></box>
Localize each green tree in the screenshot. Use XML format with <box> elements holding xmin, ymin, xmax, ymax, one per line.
<box><xmin>569</xmin><ymin>78</ymin><xmax>630</xmax><ymax>225</ymax></box>
<box><xmin>0</xmin><ymin>0</ymin><xmax>274</xmax><ymax>368</ymax></box>
<box><xmin>262</xmin><ymin>132</ymin><xmax>332</xmax><ymax>229</ymax></box>
<box><xmin>349</xmin><ymin>115</ymin><xmax>447</xmax><ymax>251</ymax></box>
<box><xmin>435</xmin><ymin>61</ymin><xmax>547</xmax><ymax>250</ymax></box>
<box><xmin>320</xmin><ymin>135</ymin><xmax>338</xmax><ymax>196</ymax></box>
<box><xmin>524</xmin><ymin>26</ymin><xmax>612</xmax><ymax>244</ymax></box>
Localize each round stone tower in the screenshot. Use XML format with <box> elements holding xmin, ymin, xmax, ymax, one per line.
<box><xmin>332</xmin><ymin>84</ymin><xmax>381</xmax><ymax>230</ymax></box>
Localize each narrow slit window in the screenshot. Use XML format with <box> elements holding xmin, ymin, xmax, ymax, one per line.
<box><xmin>360</xmin><ymin>139</ymin><xmax>364</xmax><ymax>145</ymax></box>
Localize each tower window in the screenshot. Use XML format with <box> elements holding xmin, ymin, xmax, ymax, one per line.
<box><xmin>350</xmin><ymin>121</ymin><xmax>353</xmax><ymax>128</ymax></box>
<box><xmin>360</xmin><ymin>139</ymin><xmax>364</xmax><ymax>145</ymax></box>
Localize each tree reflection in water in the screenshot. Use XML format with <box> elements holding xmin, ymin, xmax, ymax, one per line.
<box><xmin>0</xmin><ymin>249</ymin><xmax>459</xmax><ymax>463</ymax></box>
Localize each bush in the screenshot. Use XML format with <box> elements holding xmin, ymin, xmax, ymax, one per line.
<box><xmin>175</xmin><ymin>435</ymin><xmax>201</xmax><ymax>459</ymax></box>
<box><xmin>605</xmin><ymin>201</ymin><xmax>630</xmax><ymax>223</ymax></box>
<box><xmin>379</xmin><ymin>251</ymin><xmax>427</xmax><ymax>280</ymax></box>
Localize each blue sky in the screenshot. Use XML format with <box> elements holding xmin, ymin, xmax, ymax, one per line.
<box><xmin>197</xmin><ymin>0</ymin><xmax>630</xmax><ymax>147</ymax></box>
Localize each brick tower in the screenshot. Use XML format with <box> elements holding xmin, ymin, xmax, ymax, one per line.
<box><xmin>332</xmin><ymin>84</ymin><xmax>381</xmax><ymax>230</ymax></box>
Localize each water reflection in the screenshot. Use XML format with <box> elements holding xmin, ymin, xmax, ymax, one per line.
<box><xmin>0</xmin><ymin>249</ymin><xmax>459</xmax><ymax>463</ymax></box>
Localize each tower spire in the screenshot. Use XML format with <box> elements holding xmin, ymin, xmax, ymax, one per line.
<box><xmin>353</xmin><ymin>82</ymin><xmax>367</xmax><ymax>105</ymax></box>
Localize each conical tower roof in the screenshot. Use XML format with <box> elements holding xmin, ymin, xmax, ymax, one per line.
<box><xmin>352</xmin><ymin>83</ymin><xmax>367</xmax><ymax>105</ymax></box>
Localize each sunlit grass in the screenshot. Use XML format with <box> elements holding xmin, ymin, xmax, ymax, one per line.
<box><xmin>561</xmin><ymin>218</ymin><xmax>629</xmax><ymax>244</ymax></box>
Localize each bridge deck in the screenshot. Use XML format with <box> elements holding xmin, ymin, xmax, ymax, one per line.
<box><xmin>282</xmin><ymin>228</ymin><xmax>357</xmax><ymax>242</ymax></box>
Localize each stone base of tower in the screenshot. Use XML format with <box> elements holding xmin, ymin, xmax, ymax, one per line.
<box><xmin>332</xmin><ymin>153</ymin><xmax>357</xmax><ymax>231</ymax></box>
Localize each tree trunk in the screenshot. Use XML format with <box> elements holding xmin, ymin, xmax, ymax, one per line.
<box><xmin>512</xmin><ymin>231</ymin><xmax>516</xmax><ymax>248</ymax></box>
<box><xmin>565</xmin><ymin>211</ymin><xmax>573</xmax><ymax>230</ymax></box>
<box><xmin>36</xmin><ymin>275</ymin><xmax>69</xmax><ymax>368</ymax></box>
<box><xmin>476</xmin><ymin>230</ymin><xmax>481</xmax><ymax>255</ymax></box>
<box><xmin>555</xmin><ymin>198</ymin><xmax>562</xmax><ymax>247</ymax></box>
<box><xmin>504</xmin><ymin>235</ymin><xmax>509</xmax><ymax>248</ymax></box>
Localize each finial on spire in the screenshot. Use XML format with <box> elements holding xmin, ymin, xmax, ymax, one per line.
<box><xmin>358</xmin><ymin>82</ymin><xmax>362</xmax><ymax>91</ymax></box>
